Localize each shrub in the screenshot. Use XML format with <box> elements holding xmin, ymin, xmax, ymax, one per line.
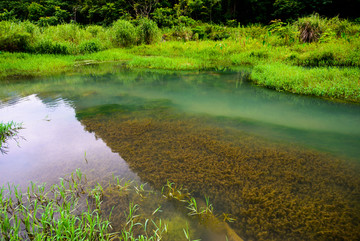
<box><xmin>170</xmin><ymin>25</ymin><xmax>193</xmax><ymax>41</ymax></box>
<box><xmin>239</xmin><ymin>24</ymin><xmax>267</xmax><ymax>38</ymax></box>
<box><xmin>192</xmin><ymin>25</ymin><xmax>207</xmax><ymax>39</ymax></box>
<box><xmin>86</xmin><ymin>25</ymin><xmax>106</xmax><ymax>37</ymax></box>
<box><xmin>296</xmin><ymin>14</ymin><xmax>326</xmax><ymax>43</ymax></box>
<box><xmin>267</xmin><ymin>19</ymin><xmax>298</xmax><ymax>45</ymax></box>
<box><xmin>177</xmin><ymin>16</ymin><xmax>196</xmax><ymax>26</ymax></box>
<box><xmin>136</xmin><ymin>18</ymin><xmax>160</xmax><ymax>45</ymax></box>
<box><xmin>109</xmin><ymin>19</ymin><xmax>137</xmax><ymax>47</ymax></box>
<box><xmin>0</xmin><ymin>21</ymin><xmax>31</xmax><ymax>52</ymax></box>
<box><xmin>78</xmin><ymin>39</ymin><xmax>103</xmax><ymax>54</ymax></box>
<box><xmin>151</xmin><ymin>7</ymin><xmax>176</xmax><ymax>28</ymax></box>
<box><xmin>33</xmin><ymin>39</ymin><xmax>70</xmax><ymax>54</ymax></box>
<box><xmin>43</xmin><ymin>24</ymin><xmax>84</xmax><ymax>44</ymax></box>
<box><xmin>37</xmin><ymin>16</ymin><xmax>59</xmax><ymax>27</ymax></box>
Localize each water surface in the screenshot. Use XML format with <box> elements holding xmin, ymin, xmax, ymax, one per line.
<box><xmin>1</xmin><ymin>65</ymin><xmax>360</xmax><ymax>240</ymax></box>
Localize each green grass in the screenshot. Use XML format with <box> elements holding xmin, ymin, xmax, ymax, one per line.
<box><xmin>1</xmin><ymin>169</ymin><xmax>237</xmax><ymax>240</ymax></box>
<box><xmin>1</xmin><ymin>16</ymin><xmax>360</xmax><ymax>102</ymax></box>
<box><xmin>250</xmin><ymin>63</ymin><xmax>360</xmax><ymax>102</ymax></box>
<box><xmin>0</xmin><ymin>121</ymin><xmax>21</xmax><ymax>151</ymax></box>
<box><xmin>0</xmin><ymin>170</ymin><xmax>168</xmax><ymax>240</ymax></box>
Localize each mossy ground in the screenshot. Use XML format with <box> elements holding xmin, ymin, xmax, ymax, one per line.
<box><xmin>78</xmin><ymin>106</ymin><xmax>360</xmax><ymax>241</ymax></box>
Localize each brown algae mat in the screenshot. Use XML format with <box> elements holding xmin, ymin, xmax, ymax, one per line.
<box><xmin>79</xmin><ymin>109</ymin><xmax>360</xmax><ymax>241</ymax></box>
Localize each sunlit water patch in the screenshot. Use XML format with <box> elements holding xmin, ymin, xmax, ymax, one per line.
<box><xmin>0</xmin><ymin>94</ymin><xmax>138</xmax><ymax>188</ymax></box>
<box><xmin>1</xmin><ymin>66</ymin><xmax>360</xmax><ymax>240</ymax></box>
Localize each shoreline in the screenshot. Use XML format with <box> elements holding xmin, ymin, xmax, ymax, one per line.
<box><xmin>1</xmin><ymin>44</ymin><xmax>359</xmax><ymax>103</ymax></box>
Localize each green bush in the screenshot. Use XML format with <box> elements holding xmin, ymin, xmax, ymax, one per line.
<box><xmin>109</xmin><ymin>19</ymin><xmax>137</xmax><ymax>47</ymax></box>
<box><xmin>151</xmin><ymin>7</ymin><xmax>176</xmax><ymax>28</ymax></box>
<box><xmin>78</xmin><ymin>39</ymin><xmax>103</xmax><ymax>54</ymax></box>
<box><xmin>33</xmin><ymin>39</ymin><xmax>70</xmax><ymax>54</ymax></box>
<box><xmin>43</xmin><ymin>24</ymin><xmax>84</xmax><ymax>44</ymax></box>
<box><xmin>177</xmin><ymin>16</ymin><xmax>196</xmax><ymax>26</ymax></box>
<box><xmin>38</xmin><ymin>16</ymin><xmax>59</xmax><ymax>27</ymax></box>
<box><xmin>170</xmin><ymin>25</ymin><xmax>193</xmax><ymax>41</ymax></box>
<box><xmin>86</xmin><ymin>25</ymin><xmax>106</xmax><ymax>37</ymax></box>
<box><xmin>136</xmin><ymin>18</ymin><xmax>160</xmax><ymax>45</ymax></box>
<box><xmin>192</xmin><ymin>25</ymin><xmax>207</xmax><ymax>39</ymax></box>
<box><xmin>239</xmin><ymin>24</ymin><xmax>267</xmax><ymax>38</ymax></box>
<box><xmin>0</xmin><ymin>21</ymin><xmax>31</xmax><ymax>52</ymax></box>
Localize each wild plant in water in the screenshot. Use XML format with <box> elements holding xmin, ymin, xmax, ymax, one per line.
<box><xmin>161</xmin><ymin>180</ymin><xmax>190</xmax><ymax>202</ymax></box>
<box><xmin>0</xmin><ymin>121</ymin><xmax>22</xmax><ymax>154</ymax></box>
<box><xmin>0</xmin><ymin>169</ymin><xmax>116</xmax><ymax>240</ymax></box>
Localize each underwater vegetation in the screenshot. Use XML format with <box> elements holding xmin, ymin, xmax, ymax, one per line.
<box><xmin>1</xmin><ymin>169</ymin><xmax>237</xmax><ymax>241</ymax></box>
<box><xmin>79</xmin><ymin>105</ymin><xmax>360</xmax><ymax>241</ymax></box>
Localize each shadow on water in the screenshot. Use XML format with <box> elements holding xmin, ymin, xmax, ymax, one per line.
<box><xmin>1</xmin><ymin>64</ymin><xmax>360</xmax><ymax>240</ymax></box>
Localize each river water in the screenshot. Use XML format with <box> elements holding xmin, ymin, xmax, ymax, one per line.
<box><xmin>1</xmin><ymin>66</ymin><xmax>359</xmax><ymax>240</ymax></box>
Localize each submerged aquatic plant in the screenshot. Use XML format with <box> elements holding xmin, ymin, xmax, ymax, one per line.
<box><xmin>79</xmin><ymin>111</ymin><xmax>360</xmax><ymax>240</ymax></box>
<box><xmin>162</xmin><ymin>180</ymin><xmax>190</xmax><ymax>202</ymax></box>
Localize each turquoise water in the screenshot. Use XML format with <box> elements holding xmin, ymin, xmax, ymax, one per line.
<box><xmin>1</xmin><ymin>66</ymin><xmax>360</xmax><ymax>240</ymax></box>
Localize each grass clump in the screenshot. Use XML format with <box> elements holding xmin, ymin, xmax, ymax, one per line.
<box><xmin>250</xmin><ymin>63</ymin><xmax>360</xmax><ymax>102</ymax></box>
<box><xmin>109</xmin><ymin>20</ymin><xmax>137</xmax><ymax>48</ymax></box>
<box><xmin>136</xmin><ymin>18</ymin><xmax>161</xmax><ymax>45</ymax></box>
<box><xmin>0</xmin><ymin>121</ymin><xmax>22</xmax><ymax>153</ymax></box>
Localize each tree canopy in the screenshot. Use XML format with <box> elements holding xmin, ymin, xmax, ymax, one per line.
<box><xmin>0</xmin><ymin>0</ymin><xmax>359</xmax><ymax>26</ymax></box>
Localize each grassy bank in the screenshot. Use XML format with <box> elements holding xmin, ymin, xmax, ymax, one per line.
<box><xmin>251</xmin><ymin>64</ymin><xmax>360</xmax><ymax>102</ymax></box>
<box><xmin>1</xmin><ymin>15</ymin><xmax>360</xmax><ymax>102</ymax></box>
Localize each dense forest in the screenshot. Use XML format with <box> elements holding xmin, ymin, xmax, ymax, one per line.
<box><xmin>1</xmin><ymin>0</ymin><xmax>359</xmax><ymax>26</ymax></box>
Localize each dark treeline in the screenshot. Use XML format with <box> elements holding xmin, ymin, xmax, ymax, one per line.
<box><xmin>0</xmin><ymin>0</ymin><xmax>359</xmax><ymax>26</ymax></box>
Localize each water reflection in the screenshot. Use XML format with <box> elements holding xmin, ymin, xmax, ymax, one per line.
<box><xmin>0</xmin><ymin>94</ymin><xmax>138</xmax><ymax>189</ymax></box>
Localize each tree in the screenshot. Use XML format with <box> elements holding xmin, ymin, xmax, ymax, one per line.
<box><xmin>129</xmin><ymin>0</ymin><xmax>159</xmax><ymax>18</ymax></box>
<box><xmin>28</xmin><ymin>2</ymin><xmax>46</xmax><ymax>21</ymax></box>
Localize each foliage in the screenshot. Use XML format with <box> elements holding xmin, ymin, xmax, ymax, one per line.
<box><xmin>109</xmin><ymin>20</ymin><xmax>137</xmax><ymax>47</ymax></box>
<box><xmin>78</xmin><ymin>39</ymin><xmax>103</xmax><ymax>54</ymax></box>
<box><xmin>136</xmin><ymin>18</ymin><xmax>160</xmax><ymax>45</ymax></box>
<box><xmin>0</xmin><ymin>21</ymin><xmax>32</xmax><ymax>52</ymax></box>
<box><xmin>1</xmin><ymin>15</ymin><xmax>360</xmax><ymax>102</ymax></box>
<box><xmin>33</xmin><ymin>39</ymin><xmax>70</xmax><ymax>55</ymax></box>
<box><xmin>151</xmin><ymin>7</ymin><xmax>177</xmax><ymax>28</ymax></box>
<box><xmin>0</xmin><ymin>0</ymin><xmax>359</xmax><ymax>26</ymax></box>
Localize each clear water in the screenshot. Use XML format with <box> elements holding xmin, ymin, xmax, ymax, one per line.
<box><xmin>1</xmin><ymin>65</ymin><xmax>360</xmax><ymax>240</ymax></box>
